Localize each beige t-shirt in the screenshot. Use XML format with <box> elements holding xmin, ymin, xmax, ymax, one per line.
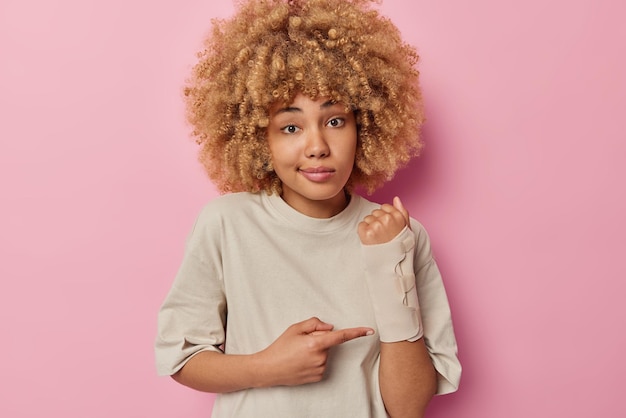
<box><xmin>156</xmin><ymin>192</ymin><xmax>461</xmax><ymax>417</ymax></box>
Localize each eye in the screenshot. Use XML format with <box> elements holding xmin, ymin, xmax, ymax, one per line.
<box><xmin>326</xmin><ymin>117</ymin><xmax>345</xmax><ymax>128</ymax></box>
<box><xmin>280</xmin><ymin>125</ymin><xmax>300</xmax><ymax>134</ymax></box>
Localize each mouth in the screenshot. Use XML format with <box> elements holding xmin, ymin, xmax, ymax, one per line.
<box><xmin>298</xmin><ymin>167</ymin><xmax>335</xmax><ymax>182</ymax></box>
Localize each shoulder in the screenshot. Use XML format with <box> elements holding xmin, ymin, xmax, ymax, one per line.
<box><xmin>201</xmin><ymin>191</ymin><xmax>261</xmax><ymax>209</ymax></box>
<box><xmin>351</xmin><ymin>194</ymin><xmax>380</xmax><ymax>217</ymax></box>
<box><xmin>408</xmin><ymin>218</ymin><xmax>429</xmax><ymax>243</ymax></box>
<box><xmin>187</xmin><ymin>192</ymin><xmax>264</xmax><ymax>239</ymax></box>
<box><xmin>196</xmin><ymin>192</ymin><xmax>262</xmax><ymax>220</ymax></box>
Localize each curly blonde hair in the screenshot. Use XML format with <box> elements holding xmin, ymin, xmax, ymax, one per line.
<box><xmin>185</xmin><ymin>0</ymin><xmax>424</xmax><ymax>194</ymax></box>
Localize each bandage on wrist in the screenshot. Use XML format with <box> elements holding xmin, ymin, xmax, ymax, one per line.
<box><xmin>361</xmin><ymin>227</ymin><xmax>423</xmax><ymax>343</ymax></box>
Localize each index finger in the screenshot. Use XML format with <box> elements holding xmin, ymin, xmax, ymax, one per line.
<box><xmin>317</xmin><ymin>327</ymin><xmax>374</xmax><ymax>348</ymax></box>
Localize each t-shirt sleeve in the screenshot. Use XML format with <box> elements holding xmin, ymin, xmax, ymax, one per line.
<box><xmin>154</xmin><ymin>206</ymin><xmax>227</xmax><ymax>376</ymax></box>
<box><xmin>411</xmin><ymin>220</ymin><xmax>462</xmax><ymax>395</ymax></box>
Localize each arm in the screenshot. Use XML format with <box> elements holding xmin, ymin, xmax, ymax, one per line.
<box><xmin>172</xmin><ymin>317</ymin><xmax>374</xmax><ymax>393</ymax></box>
<box><xmin>358</xmin><ymin>197</ymin><xmax>437</xmax><ymax>417</ymax></box>
<box><xmin>379</xmin><ymin>339</ymin><xmax>437</xmax><ymax>418</ymax></box>
<box><xmin>172</xmin><ymin>350</ymin><xmax>264</xmax><ymax>393</ymax></box>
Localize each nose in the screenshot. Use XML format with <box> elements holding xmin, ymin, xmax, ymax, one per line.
<box><xmin>304</xmin><ymin>128</ymin><xmax>329</xmax><ymax>158</ymax></box>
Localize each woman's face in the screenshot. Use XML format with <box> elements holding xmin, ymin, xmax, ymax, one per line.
<box><xmin>266</xmin><ymin>93</ymin><xmax>357</xmax><ymax>218</ymax></box>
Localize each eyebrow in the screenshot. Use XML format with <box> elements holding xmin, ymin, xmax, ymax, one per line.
<box><xmin>273</xmin><ymin>100</ymin><xmax>337</xmax><ymax>115</ymax></box>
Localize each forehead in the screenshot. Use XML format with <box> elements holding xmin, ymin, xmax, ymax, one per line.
<box><xmin>269</xmin><ymin>93</ymin><xmax>345</xmax><ymax>116</ymax></box>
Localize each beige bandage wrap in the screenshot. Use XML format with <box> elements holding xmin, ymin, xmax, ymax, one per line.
<box><xmin>361</xmin><ymin>226</ymin><xmax>423</xmax><ymax>343</ymax></box>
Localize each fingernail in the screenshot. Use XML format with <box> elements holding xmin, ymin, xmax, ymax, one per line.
<box><xmin>366</xmin><ymin>330</ymin><xmax>374</xmax><ymax>336</ymax></box>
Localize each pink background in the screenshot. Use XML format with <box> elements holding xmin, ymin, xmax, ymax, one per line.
<box><xmin>1</xmin><ymin>0</ymin><xmax>624</xmax><ymax>416</ymax></box>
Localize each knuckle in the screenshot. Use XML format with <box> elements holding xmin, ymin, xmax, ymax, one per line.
<box><xmin>307</xmin><ymin>338</ymin><xmax>323</xmax><ymax>351</ymax></box>
<box><xmin>372</xmin><ymin>220</ymin><xmax>385</xmax><ymax>231</ymax></box>
<box><xmin>393</xmin><ymin>210</ymin><xmax>405</xmax><ymax>221</ymax></box>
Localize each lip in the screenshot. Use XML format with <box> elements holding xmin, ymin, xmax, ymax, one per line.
<box><xmin>299</xmin><ymin>166</ymin><xmax>335</xmax><ymax>182</ymax></box>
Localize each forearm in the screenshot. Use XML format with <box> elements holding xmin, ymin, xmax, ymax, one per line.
<box><xmin>172</xmin><ymin>350</ymin><xmax>266</xmax><ymax>393</ymax></box>
<box><xmin>171</xmin><ymin>318</ymin><xmax>372</xmax><ymax>393</ymax></box>
<box><xmin>379</xmin><ymin>338</ymin><xmax>437</xmax><ymax>418</ymax></box>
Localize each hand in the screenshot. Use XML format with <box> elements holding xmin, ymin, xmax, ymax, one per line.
<box><xmin>358</xmin><ymin>196</ymin><xmax>410</xmax><ymax>245</ymax></box>
<box><xmin>255</xmin><ymin>317</ymin><xmax>374</xmax><ymax>387</ymax></box>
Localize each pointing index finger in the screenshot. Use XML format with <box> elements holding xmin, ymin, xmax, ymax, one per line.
<box><xmin>317</xmin><ymin>327</ymin><xmax>375</xmax><ymax>348</ymax></box>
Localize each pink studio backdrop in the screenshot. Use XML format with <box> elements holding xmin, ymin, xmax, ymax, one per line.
<box><xmin>1</xmin><ymin>0</ymin><xmax>624</xmax><ymax>416</ymax></box>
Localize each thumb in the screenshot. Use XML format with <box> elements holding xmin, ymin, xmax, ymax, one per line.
<box><xmin>393</xmin><ymin>196</ymin><xmax>410</xmax><ymax>228</ymax></box>
<box><xmin>295</xmin><ymin>317</ymin><xmax>334</xmax><ymax>335</ymax></box>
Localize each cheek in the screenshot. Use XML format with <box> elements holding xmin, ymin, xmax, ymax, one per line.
<box><xmin>341</xmin><ymin>142</ymin><xmax>356</xmax><ymax>159</ymax></box>
<box><xmin>267</xmin><ymin>137</ymin><xmax>283</xmax><ymax>161</ymax></box>
<box><xmin>268</xmin><ymin>143</ymin><xmax>297</xmax><ymax>168</ymax></box>
<box><xmin>343</xmin><ymin>135</ymin><xmax>358</xmax><ymax>161</ymax></box>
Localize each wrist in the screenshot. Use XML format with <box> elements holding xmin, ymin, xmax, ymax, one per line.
<box><xmin>249</xmin><ymin>350</ymin><xmax>273</xmax><ymax>388</ymax></box>
<box><xmin>361</xmin><ymin>227</ymin><xmax>423</xmax><ymax>343</ymax></box>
